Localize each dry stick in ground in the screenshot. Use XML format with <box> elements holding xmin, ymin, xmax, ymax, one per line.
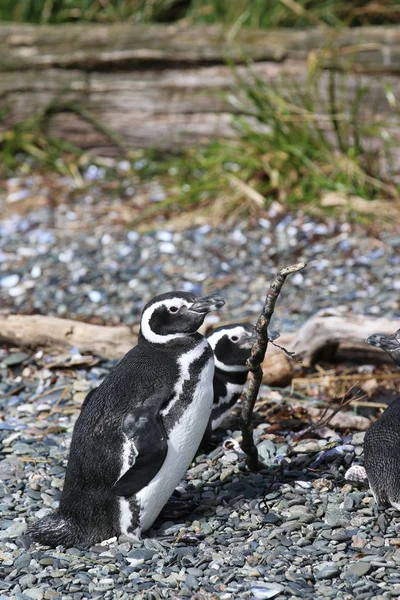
<box><xmin>240</xmin><ymin>262</ymin><xmax>307</xmax><ymax>471</ymax></box>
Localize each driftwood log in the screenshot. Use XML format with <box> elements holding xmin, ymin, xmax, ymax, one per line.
<box><xmin>2</xmin><ymin>23</ymin><xmax>400</xmax><ymax>152</ymax></box>
<box><xmin>1</xmin><ymin>309</ymin><xmax>399</xmax><ymax>385</ymax></box>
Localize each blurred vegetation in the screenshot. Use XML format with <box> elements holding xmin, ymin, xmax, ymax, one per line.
<box><xmin>1</xmin><ymin>0</ymin><xmax>400</xmax><ymax>220</ymax></box>
<box><xmin>129</xmin><ymin>63</ymin><xmax>399</xmax><ymax>223</ymax></box>
<box><xmin>1</xmin><ymin>0</ymin><xmax>400</xmax><ymax>26</ymax></box>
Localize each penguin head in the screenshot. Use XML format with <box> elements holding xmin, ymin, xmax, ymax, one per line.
<box><xmin>207</xmin><ymin>323</ymin><xmax>280</xmax><ymax>372</ymax></box>
<box><xmin>140</xmin><ymin>291</ymin><xmax>225</xmax><ymax>344</ymax></box>
<box><xmin>367</xmin><ymin>329</ymin><xmax>400</xmax><ymax>366</ymax></box>
<box><xmin>367</xmin><ymin>329</ymin><xmax>400</xmax><ymax>351</ymax></box>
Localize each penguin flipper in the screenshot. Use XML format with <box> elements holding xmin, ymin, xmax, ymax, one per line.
<box><xmin>112</xmin><ymin>410</ymin><xmax>168</xmax><ymax>497</ymax></box>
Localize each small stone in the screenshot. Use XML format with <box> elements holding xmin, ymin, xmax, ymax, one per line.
<box><xmin>24</xmin><ymin>589</ymin><xmax>44</xmax><ymax>600</ymax></box>
<box><xmin>346</xmin><ymin>562</ymin><xmax>371</xmax><ymax>578</ymax></box>
<box><xmin>12</xmin><ymin>443</ymin><xmax>32</xmax><ymax>455</ymax></box>
<box><xmin>351</xmin><ymin>535</ymin><xmax>367</xmax><ymax>549</ymax></box>
<box><xmin>5</xmin><ymin>520</ymin><xmax>27</xmax><ymax>538</ymax></box>
<box><xmin>19</xmin><ymin>573</ymin><xmax>37</xmax><ymax>588</ymax></box>
<box><xmin>314</xmin><ymin>562</ymin><xmax>340</xmax><ymax>580</ymax></box>
<box><xmin>94</xmin><ymin>578</ymin><xmax>114</xmax><ymax>591</ymax></box>
<box><xmin>293</xmin><ymin>441</ymin><xmax>320</xmax><ymax>453</ymax></box>
<box><xmin>88</xmin><ymin>290</ymin><xmax>103</xmax><ymax>303</ymax></box>
<box><xmin>389</xmin><ymin>538</ymin><xmax>400</xmax><ymax>546</ymax></box>
<box><xmin>2</xmin><ymin>352</ymin><xmax>30</xmax><ymax>367</ymax></box>
<box><xmin>0</xmin><ymin>274</ymin><xmax>20</xmax><ymax>288</ymax></box>
<box><xmin>44</xmin><ymin>591</ymin><xmax>60</xmax><ymax>600</ymax></box>
<box><xmin>325</xmin><ymin>508</ymin><xmax>351</xmax><ymax>527</ymax></box>
<box><xmin>257</xmin><ymin>440</ymin><xmax>276</xmax><ymax>465</ymax></box>
<box><xmin>220</xmin><ymin>467</ymin><xmax>235</xmax><ymax>482</ymax></box>
<box><xmin>184</xmin><ymin>575</ymin><xmax>199</xmax><ymax>590</ymax></box>
<box><xmin>14</xmin><ymin>552</ymin><xmax>32</xmax><ymax>570</ymax></box>
<box><xmin>159</xmin><ymin>242</ymin><xmax>175</xmax><ymax>254</ymax></box>
<box><xmin>312</xmin><ymin>478</ymin><xmax>333</xmax><ymax>492</ymax></box>
<box><xmin>251</xmin><ymin>584</ymin><xmax>283</xmax><ymax>599</ymax></box>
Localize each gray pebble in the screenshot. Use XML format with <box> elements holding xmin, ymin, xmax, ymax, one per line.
<box><xmin>314</xmin><ymin>562</ymin><xmax>341</xmax><ymax>580</ymax></box>
<box><xmin>23</xmin><ymin>589</ymin><xmax>44</xmax><ymax>600</ymax></box>
<box><xmin>14</xmin><ymin>552</ymin><xmax>32</xmax><ymax>570</ymax></box>
<box><xmin>1</xmin><ymin>352</ymin><xmax>30</xmax><ymax>367</ymax></box>
<box><xmin>346</xmin><ymin>562</ymin><xmax>372</xmax><ymax>578</ymax></box>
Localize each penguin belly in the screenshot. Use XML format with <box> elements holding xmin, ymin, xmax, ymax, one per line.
<box><xmin>135</xmin><ymin>356</ymin><xmax>214</xmax><ymax>532</ymax></box>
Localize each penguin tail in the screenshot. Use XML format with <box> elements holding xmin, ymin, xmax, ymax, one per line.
<box><xmin>28</xmin><ymin>512</ymin><xmax>86</xmax><ymax>548</ymax></box>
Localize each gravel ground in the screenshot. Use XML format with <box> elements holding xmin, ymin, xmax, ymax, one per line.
<box><xmin>1</xmin><ymin>175</ymin><xmax>400</xmax><ymax>329</ymax></box>
<box><xmin>1</xmin><ymin>175</ymin><xmax>400</xmax><ymax>599</ymax></box>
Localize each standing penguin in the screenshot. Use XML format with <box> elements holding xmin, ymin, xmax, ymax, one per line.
<box><xmin>206</xmin><ymin>324</ymin><xmax>279</xmax><ymax>431</ymax></box>
<box><xmin>28</xmin><ymin>291</ymin><xmax>224</xmax><ymax>547</ymax></box>
<box><xmin>364</xmin><ymin>329</ymin><xmax>400</xmax><ymax>509</ymax></box>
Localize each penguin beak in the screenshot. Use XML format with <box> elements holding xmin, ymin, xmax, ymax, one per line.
<box><xmin>189</xmin><ymin>295</ymin><xmax>225</xmax><ymax>314</ymax></box>
<box><xmin>367</xmin><ymin>333</ymin><xmax>399</xmax><ymax>350</ymax></box>
<box><xmin>240</xmin><ymin>327</ymin><xmax>280</xmax><ymax>348</ymax></box>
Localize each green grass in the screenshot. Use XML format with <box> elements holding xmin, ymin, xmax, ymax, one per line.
<box><xmin>128</xmin><ymin>58</ymin><xmax>399</xmax><ymax>224</ymax></box>
<box><xmin>1</xmin><ymin>51</ymin><xmax>399</xmax><ymax>222</ymax></box>
<box><xmin>1</xmin><ymin>2</ymin><xmax>399</xmax><ymax>221</ymax></box>
<box><xmin>1</xmin><ymin>0</ymin><xmax>400</xmax><ymax>26</ymax></box>
<box><xmin>0</xmin><ymin>107</ymin><xmax>84</xmax><ymax>178</ymax></box>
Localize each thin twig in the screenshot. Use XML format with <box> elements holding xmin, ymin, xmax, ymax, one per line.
<box><xmin>240</xmin><ymin>262</ymin><xmax>307</xmax><ymax>471</ymax></box>
<box><xmin>0</xmin><ymin>384</ymin><xmax>25</xmax><ymax>399</ymax></box>
<box><xmin>268</xmin><ymin>338</ymin><xmax>302</xmax><ymax>362</ymax></box>
<box><xmin>291</xmin><ymin>383</ymin><xmax>365</xmax><ymax>442</ymax></box>
<box><xmin>49</xmin><ymin>385</ymin><xmax>72</xmax><ymax>415</ymax></box>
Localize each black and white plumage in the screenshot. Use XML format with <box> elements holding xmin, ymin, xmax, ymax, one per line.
<box><xmin>28</xmin><ymin>291</ymin><xmax>224</xmax><ymax>547</ymax></box>
<box><xmin>367</xmin><ymin>329</ymin><xmax>400</xmax><ymax>366</ymax></box>
<box><xmin>364</xmin><ymin>329</ymin><xmax>400</xmax><ymax>509</ymax></box>
<box><xmin>206</xmin><ymin>324</ymin><xmax>279</xmax><ymax>431</ymax></box>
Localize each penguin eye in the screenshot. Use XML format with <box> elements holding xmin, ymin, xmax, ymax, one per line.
<box><xmin>169</xmin><ymin>306</ymin><xmax>179</xmax><ymax>313</ymax></box>
<box><xmin>231</xmin><ymin>336</ymin><xmax>239</xmax><ymax>342</ymax></box>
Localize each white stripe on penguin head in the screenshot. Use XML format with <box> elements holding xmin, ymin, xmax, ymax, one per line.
<box><xmin>207</xmin><ymin>326</ymin><xmax>250</xmax><ymax>372</ymax></box>
<box><xmin>140</xmin><ymin>297</ymin><xmax>192</xmax><ymax>344</ymax></box>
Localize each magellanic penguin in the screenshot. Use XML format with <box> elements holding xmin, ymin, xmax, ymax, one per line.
<box><xmin>206</xmin><ymin>324</ymin><xmax>279</xmax><ymax>431</ymax></box>
<box><xmin>364</xmin><ymin>329</ymin><xmax>400</xmax><ymax>509</ymax></box>
<box><xmin>28</xmin><ymin>291</ymin><xmax>225</xmax><ymax>548</ymax></box>
<box><xmin>367</xmin><ymin>329</ymin><xmax>400</xmax><ymax>366</ymax></box>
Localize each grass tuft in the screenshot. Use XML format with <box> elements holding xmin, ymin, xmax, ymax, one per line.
<box><xmin>130</xmin><ymin>55</ymin><xmax>400</xmax><ymax>224</ymax></box>
<box><xmin>2</xmin><ymin>0</ymin><xmax>400</xmax><ymax>26</ymax></box>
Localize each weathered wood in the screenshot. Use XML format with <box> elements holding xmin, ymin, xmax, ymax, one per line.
<box><xmin>289</xmin><ymin>308</ymin><xmax>400</xmax><ymax>365</ymax></box>
<box><xmin>2</xmin><ymin>23</ymin><xmax>400</xmax><ymax>151</ymax></box>
<box><xmin>2</xmin><ymin>23</ymin><xmax>400</xmax><ymax>72</ymax></box>
<box><xmin>0</xmin><ymin>314</ymin><xmax>139</xmax><ymax>359</ymax></box>
<box><xmin>1</xmin><ymin>310</ymin><xmax>399</xmax><ymax>386</ymax></box>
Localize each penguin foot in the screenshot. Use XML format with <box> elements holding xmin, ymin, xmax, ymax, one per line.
<box><xmin>159</xmin><ymin>498</ymin><xmax>199</xmax><ymax>519</ymax></box>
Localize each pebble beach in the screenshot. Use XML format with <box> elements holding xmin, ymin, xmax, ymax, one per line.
<box><xmin>1</xmin><ymin>174</ymin><xmax>400</xmax><ymax>599</ymax></box>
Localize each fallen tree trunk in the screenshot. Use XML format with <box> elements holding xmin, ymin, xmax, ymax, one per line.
<box><xmin>1</xmin><ymin>309</ymin><xmax>399</xmax><ymax>386</ymax></box>
<box><xmin>2</xmin><ymin>23</ymin><xmax>400</xmax><ymax>151</ymax></box>
<box><xmin>0</xmin><ymin>314</ymin><xmax>139</xmax><ymax>360</ymax></box>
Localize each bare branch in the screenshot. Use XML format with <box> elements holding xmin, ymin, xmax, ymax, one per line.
<box><xmin>268</xmin><ymin>338</ymin><xmax>302</xmax><ymax>362</ymax></box>
<box><xmin>240</xmin><ymin>262</ymin><xmax>307</xmax><ymax>471</ymax></box>
<box><xmin>291</xmin><ymin>383</ymin><xmax>367</xmax><ymax>443</ymax></box>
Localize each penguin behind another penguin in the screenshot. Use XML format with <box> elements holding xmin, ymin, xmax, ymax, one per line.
<box><xmin>364</xmin><ymin>330</ymin><xmax>400</xmax><ymax>509</ymax></box>
<box><xmin>28</xmin><ymin>291</ymin><xmax>224</xmax><ymax>548</ymax></box>
<box><xmin>207</xmin><ymin>323</ymin><xmax>279</xmax><ymax>432</ymax></box>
